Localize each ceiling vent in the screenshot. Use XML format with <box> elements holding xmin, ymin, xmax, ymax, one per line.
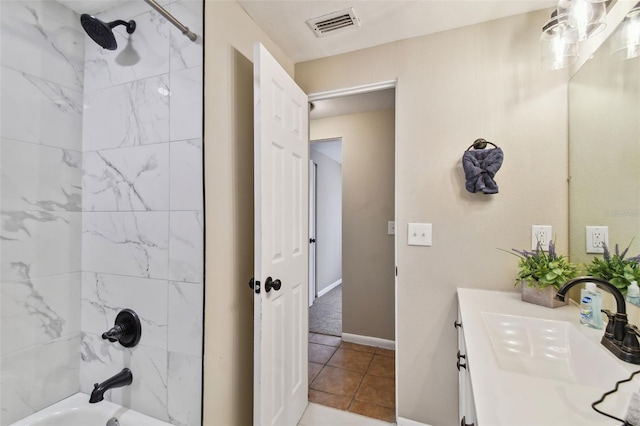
<box><xmin>306</xmin><ymin>8</ymin><xmax>360</xmax><ymax>37</ymax></box>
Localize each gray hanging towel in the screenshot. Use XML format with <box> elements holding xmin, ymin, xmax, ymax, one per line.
<box><xmin>462</xmin><ymin>148</ymin><xmax>504</xmax><ymax>194</ymax></box>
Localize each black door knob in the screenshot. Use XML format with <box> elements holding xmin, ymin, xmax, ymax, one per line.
<box><xmin>248</xmin><ymin>277</ymin><xmax>260</xmax><ymax>294</ymax></box>
<box><xmin>310</xmin><ymin>238</ymin><xmax>316</xmax><ymax>243</ymax></box>
<box><xmin>461</xmin><ymin>416</ymin><xmax>475</xmax><ymax>426</ymax></box>
<box><xmin>265</xmin><ymin>277</ymin><xmax>282</xmax><ymax>293</ymax></box>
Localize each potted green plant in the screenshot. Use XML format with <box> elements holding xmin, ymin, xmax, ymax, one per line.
<box><xmin>585</xmin><ymin>241</ymin><xmax>640</xmax><ymax>293</ymax></box>
<box><xmin>505</xmin><ymin>240</ymin><xmax>578</xmax><ymax>308</ymax></box>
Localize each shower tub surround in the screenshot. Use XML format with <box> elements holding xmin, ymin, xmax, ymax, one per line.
<box><xmin>80</xmin><ymin>1</ymin><xmax>203</xmax><ymax>425</ymax></box>
<box><xmin>1</xmin><ymin>2</ymin><xmax>84</xmax><ymax>424</ymax></box>
<box><xmin>9</xmin><ymin>393</ymin><xmax>172</xmax><ymax>426</ymax></box>
<box><xmin>0</xmin><ymin>1</ymin><xmax>204</xmax><ymax>425</ymax></box>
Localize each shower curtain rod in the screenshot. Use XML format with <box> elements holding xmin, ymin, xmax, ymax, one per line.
<box><xmin>143</xmin><ymin>0</ymin><xmax>198</xmax><ymax>42</ymax></box>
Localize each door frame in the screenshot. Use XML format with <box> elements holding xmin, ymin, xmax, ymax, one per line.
<box><xmin>308</xmin><ymin>79</ymin><xmax>398</xmax><ymax>414</ymax></box>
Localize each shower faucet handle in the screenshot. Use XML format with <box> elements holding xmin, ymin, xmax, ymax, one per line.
<box><xmin>102</xmin><ymin>324</ymin><xmax>126</xmax><ymax>342</ymax></box>
<box><xmin>101</xmin><ymin>309</ymin><xmax>142</xmax><ymax>348</ymax></box>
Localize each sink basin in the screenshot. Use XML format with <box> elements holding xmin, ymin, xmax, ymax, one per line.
<box><xmin>481</xmin><ymin>312</ymin><xmax>628</xmax><ymax>387</ymax></box>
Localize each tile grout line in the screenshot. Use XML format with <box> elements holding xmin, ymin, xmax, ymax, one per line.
<box><xmin>308</xmin><ymin>335</ymin><xmax>396</xmax><ymax>421</ymax></box>
<box><xmin>346</xmin><ymin>349</ymin><xmax>375</xmax><ymax>412</ymax></box>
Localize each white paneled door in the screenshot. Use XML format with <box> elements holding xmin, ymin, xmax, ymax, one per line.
<box><xmin>253</xmin><ymin>43</ymin><xmax>309</xmax><ymax>426</ymax></box>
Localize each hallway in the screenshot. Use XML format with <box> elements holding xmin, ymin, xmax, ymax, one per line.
<box><xmin>308</xmin><ymin>333</ymin><xmax>396</xmax><ymax>423</ymax></box>
<box><xmin>309</xmin><ymin>285</ymin><xmax>342</xmax><ymax>336</ymax></box>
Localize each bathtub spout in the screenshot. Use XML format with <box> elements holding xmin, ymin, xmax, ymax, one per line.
<box><xmin>89</xmin><ymin>368</ymin><xmax>133</xmax><ymax>403</ymax></box>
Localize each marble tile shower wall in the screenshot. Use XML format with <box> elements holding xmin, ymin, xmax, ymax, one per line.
<box><xmin>0</xmin><ymin>1</ymin><xmax>203</xmax><ymax>425</ymax></box>
<box><xmin>80</xmin><ymin>2</ymin><xmax>203</xmax><ymax>426</ymax></box>
<box><xmin>0</xmin><ymin>1</ymin><xmax>84</xmax><ymax>424</ymax></box>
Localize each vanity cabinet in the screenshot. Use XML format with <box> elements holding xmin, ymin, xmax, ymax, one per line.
<box><xmin>456</xmin><ymin>305</ymin><xmax>477</xmax><ymax>426</ymax></box>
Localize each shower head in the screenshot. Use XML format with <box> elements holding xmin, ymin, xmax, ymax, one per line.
<box><xmin>80</xmin><ymin>14</ymin><xmax>136</xmax><ymax>50</ymax></box>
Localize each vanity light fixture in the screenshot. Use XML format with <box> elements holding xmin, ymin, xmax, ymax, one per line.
<box><xmin>540</xmin><ymin>10</ymin><xmax>579</xmax><ymax>70</ymax></box>
<box><xmin>541</xmin><ymin>0</ymin><xmax>610</xmax><ymax>70</ymax></box>
<box><xmin>610</xmin><ymin>2</ymin><xmax>640</xmax><ymax>60</ymax></box>
<box><xmin>559</xmin><ymin>0</ymin><xmax>607</xmax><ymax>41</ymax></box>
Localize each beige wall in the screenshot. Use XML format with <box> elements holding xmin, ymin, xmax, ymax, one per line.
<box><xmin>296</xmin><ymin>9</ymin><xmax>569</xmax><ymax>424</ymax></box>
<box><xmin>310</xmin><ymin>148</ymin><xmax>343</xmax><ymax>294</ymax></box>
<box><xmin>311</xmin><ymin>110</ymin><xmax>396</xmax><ymax>341</ymax></box>
<box><xmin>203</xmin><ymin>2</ymin><xmax>294</xmax><ymax>424</ymax></box>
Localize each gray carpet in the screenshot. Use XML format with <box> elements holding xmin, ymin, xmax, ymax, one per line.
<box><xmin>309</xmin><ymin>284</ymin><xmax>342</xmax><ymax>336</ymax></box>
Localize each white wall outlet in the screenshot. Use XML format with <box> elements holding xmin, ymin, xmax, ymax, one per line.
<box><xmin>408</xmin><ymin>223</ymin><xmax>432</xmax><ymax>246</ymax></box>
<box><xmin>388</xmin><ymin>221</ymin><xmax>396</xmax><ymax>235</ymax></box>
<box><xmin>531</xmin><ymin>225</ymin><xmax>552</xmax><ymax>251</ymax></box>
<box><xmin>586</xmin><ymin>226</ymin><xmax>609</xmax><ymax>254</ymax></box>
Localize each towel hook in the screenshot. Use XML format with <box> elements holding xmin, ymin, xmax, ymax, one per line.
<box><xmin>466</xmin><ymin>138</ymin><xmax>498</xmax><ymax>151</ymax></box>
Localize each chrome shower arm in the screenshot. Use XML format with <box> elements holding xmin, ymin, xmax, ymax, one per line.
<box><xmin>143</xmin><ymin>0</ymin><xmax>198</xmax><ymax>42</ymax></box>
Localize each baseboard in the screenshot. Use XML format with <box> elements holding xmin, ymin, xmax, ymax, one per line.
<box><xmin>397</xmin><ymin>417</ymin><xmax>431</xmax><ymax>426</ymax></box>
<box><xmin>317</xmin><ymin>279</ymin><xmax>342</xmax><ymax>298</ymax></box>
<box><xmin>341</xmin><ymin>332</ymin><xmax>395</xmax><ymax>350</ymax></box>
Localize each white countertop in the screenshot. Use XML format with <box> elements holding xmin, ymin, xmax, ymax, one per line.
<box><xmin>458</xmin><ymin>288</ymin><xmax>640</xmax><ymax>426</ymax></box>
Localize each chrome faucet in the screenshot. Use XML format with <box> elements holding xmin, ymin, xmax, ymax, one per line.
<box><xmin>89</xmin><ymin>368</ymin><xmax>133</xmax><ymax>403</ymax></box>
<box><xmin>556</xmin><ymin>276</ymin><xmax>640</xmax><ymax>364</ymax></box>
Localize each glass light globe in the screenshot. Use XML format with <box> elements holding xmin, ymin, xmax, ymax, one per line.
<box><xmin>563</xmin><ymin>0</ymin><xmax>607</xmax><ymax>41</ymax></box>
<box><xmin>540</xmin><ymin>12</ymin><xmax>579</xmax><ymax>70</ymax></box>
<box><xmin>611</xmin><ymin>5</ymin><xmax>640</xmax><ymax>60</ymax></box>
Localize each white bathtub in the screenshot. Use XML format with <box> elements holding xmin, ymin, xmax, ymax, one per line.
<box><xmin>9</xmin><ymin>393</ymin><xmax>172</xmax><ymax>426</ymax></box>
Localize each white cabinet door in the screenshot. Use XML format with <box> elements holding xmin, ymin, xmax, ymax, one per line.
<box><xmin>457</xmin><ymin>304</ymin><xmax>477</xmax><ymax>426</ymax></box>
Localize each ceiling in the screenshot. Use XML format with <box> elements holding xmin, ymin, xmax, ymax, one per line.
<box><xmin>239</xmin><ymin>0</ymin><xmax>556</xmax><ymax>119</ymax></box>
<box><xmin>237</xmin><ymin>0</ymin><xmax>557</xmax><ymax>63</ymax></box>
<box><xmin>310</xmin><ymin>88</ymin><xmax>395</xmax><ymax>119</ymax></box>
<box><xmin>311</xmin><ymin>140</ymin><xmax>342</xmax><ymax>164</ymax></box>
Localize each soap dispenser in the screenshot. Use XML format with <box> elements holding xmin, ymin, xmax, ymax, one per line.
<box><xmin>628</xmin><ymin>281</ymin><xmax>640</xmax><ymax>306</ymax></box>
<box><xmin>580</xmin><ymin>282</ymin><xmax>603</xmax><ymax>329</ymax></box>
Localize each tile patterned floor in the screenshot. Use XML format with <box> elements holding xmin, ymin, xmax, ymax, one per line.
<box><xmin>308</xmin><ymin>333</ymin><xmax>396</xmax><ymax>423</ymax></box>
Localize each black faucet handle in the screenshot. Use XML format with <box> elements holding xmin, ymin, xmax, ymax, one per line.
<box><xmin>102</xmin><ymin>324</ymin><xmax>125</xmax><ymax>342</ymax></box>
<box><xmin>624</xmin><ymin>324</ymin><xmax>640</xmax><ymax>353</ymax></box>
<box><xmin>601</xmin><ymin>309</ymin><xmax>616</xmax><ymax>340</ymax></box>
<box><xmin>101</xmin><ymin>309</ymin><xmax>142</xmax><ymax>348</ymax></box>
<box><xmin>627</xmin><ymin>324</ymin><xmax>640</xmax><ymax>336</ymax></box>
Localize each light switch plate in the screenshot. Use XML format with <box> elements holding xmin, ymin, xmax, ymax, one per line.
<box><xmin>388</xmin><ymin>221</ymin><xmax>396</xmax><ymax>235</ymax></box>
<box><xmin>408</xmin><ymin>223</ymin><xmax>432</xmax><ymax>246</ymax></box>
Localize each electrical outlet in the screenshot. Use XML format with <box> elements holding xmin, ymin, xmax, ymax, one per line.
<box><xmin>586</xmin><ymin>226</ymin><xmax>609</xmax><ymax>254</ymax></box>
<box><xmin>531</xmin><ymin>225</ymin><xmax>552</xmax><ymax>250</ymax></box>
<box><xmin>388</xmin><ymin>221</ymin><xmax>396</xmax><ymax>235</ymax></box>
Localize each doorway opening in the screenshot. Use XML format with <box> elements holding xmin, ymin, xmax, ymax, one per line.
<box><xmin>309</xmin><ymin>138</ymin><xmax>343</xmax><ymax>337</ymax></box>
<box><xmin>307</xmin><ymin>83</ymin><xmax>397</xmax><ymax>423</ymax></box>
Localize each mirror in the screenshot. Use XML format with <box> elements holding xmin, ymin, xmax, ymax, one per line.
<box><xmin>569</xmin><ymin>14</ymin><xmax>640</xmax><ymax>266</ymax></box>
